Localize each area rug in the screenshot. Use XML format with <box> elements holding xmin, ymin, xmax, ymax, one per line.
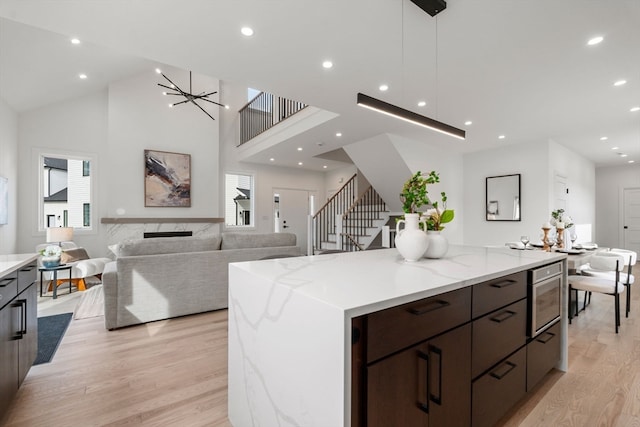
<box><xmin>35</xmin><ymin>312</ymin><xmax>73</xmax><ymax>365</ymax></box>
<box><xmin>73</xmin><ymin>284</ymin><xmax>104</xmax><ymax>320</ymax></box>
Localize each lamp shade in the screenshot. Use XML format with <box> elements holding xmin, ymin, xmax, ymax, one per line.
<box><xmin>46</xmin><ymin>227</ymin><xmax>74</xmax><ymax>244</ymax></box>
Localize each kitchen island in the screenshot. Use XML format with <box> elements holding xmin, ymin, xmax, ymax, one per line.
<box><xmin>228</xmin><ymin>245</ymin><xmax>567</xmax><ymax>427</ymax></box>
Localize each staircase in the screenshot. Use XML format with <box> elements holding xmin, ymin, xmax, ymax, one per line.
<box><xmin>313</xmin><ymin>175</ymin><xmax>389</xmax><ymax>253</ymax></box>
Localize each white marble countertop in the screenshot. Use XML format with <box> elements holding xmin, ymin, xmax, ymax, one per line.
<box><xmin>229</xmin><ymin>245</ymin><xmax>567</xmax><ymax>317</ymax></box>
<box><xmin>0</xmin><ymin>253</ymin><xmax>39</xmax><ymax>278</ymax></box>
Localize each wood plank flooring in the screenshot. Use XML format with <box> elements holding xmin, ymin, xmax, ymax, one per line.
<box><xmin>4</xmin><ymin>288</ymin><xmax>640</xmax><ymax>426</ymax></box>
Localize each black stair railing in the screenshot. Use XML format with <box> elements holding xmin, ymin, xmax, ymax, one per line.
<box><xmin>238</xmin><ymin>91</ymin><xmax>308</xmax><ymax>145</ymax></box>
<box><xmin>312</xmin><ymin>174</ymin><xmax>357</xmax><ymax>254</ymax></box>
<box><xmin>341</xmin><ymin>186</ymin><xmax>387</xmax><ymax>252</ymax></box>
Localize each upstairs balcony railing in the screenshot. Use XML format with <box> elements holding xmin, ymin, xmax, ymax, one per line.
<box><xmin>238</xmin><ymin>92</ymin><xmax>308</xmax><ymax>145</ymax></box>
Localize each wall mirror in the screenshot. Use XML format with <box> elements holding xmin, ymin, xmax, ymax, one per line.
<box><xmin>486</xmin><ymin>174</ymin><xmax>521</xmax><ymax>221</ymax></box>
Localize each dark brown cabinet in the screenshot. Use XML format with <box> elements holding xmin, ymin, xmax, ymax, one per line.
<box><xmin>352</xmin><ymin>263</ymin><xmax>564</xmax><ymax>427</ymax></box>
<box><xmin>366</xmin><ymin>324</ymin><xmax>471</xmax><ymax>427</ymax></box>
<box><xmin>0</xmin><ymin>262</ymin><xmax>38</xmax><ymax>419</ymax></box>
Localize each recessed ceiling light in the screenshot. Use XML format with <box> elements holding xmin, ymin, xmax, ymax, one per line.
<box><xmin>614</xmin><ymin>80</ymin><xmax>627</xmax><ymax>86</ymax></box>
<box><xmin>155</xmin><ymin>68</ymin><xmax>162</xmax><ymax>74</ymax></box>
<box><xmin>600</xmin><ymin>136</ymin><xmax>608</xmax><ymax>141</ymax></box>
<box><xmin>298</xmin><ymin>162</ymin><xmax>303</xmax><ymax>166</ymax></box>
<box><xmin>241</xmin><ymin>27</ymin><xmax>254</xmax><ymax>36</ymax></box>
<box><xmin>631</xmin><ymin>106</ymin><xmax>640</xmax><ymax>112</ymax></box>
<box><xmin>587</xmin><ymin>36</ymin><xmax>604</xmax><ymax>46</ymax></box>
<box><xmin>70</xmin><ymin>38</ymin><xmax>80</xmax><ymax>45</ymax></box>
<box><xmin>336</xmin><ymin>132</ymin><xmax>342</xmax><ymax>137</ymax></box>
<box><xmin>297</xmin><ymin>147</ymin><xmax>303</xmax><ymax>151</ymax></box>
<box><xmin>621</xmin><ymin>153</ymin><xmax>628</xmax><ymax>157</ymax></box>
<box><xmin>78</xmin><ymin>73</ymin><xmax>87</xmax><ymax>79</ymax></box>
<box><xmin>225</xmin><ymin>105</ymin><xmax>230</xmax><ymax>109</ymax></box>
<box><xmin>464</xmin><ymin>121</ymin><xmax>472</xmax><ymax>126</ymax></box>
<box><xmin>379</xmin><ymin>84</ymin><xmax>389</xmax><ymax>92</ymax></box>
<box><xmin>168</xmin><ymin>103</ymin><xmax>174</xmax><ymax>108</ymax></box>
<box><xmin>322</xmin><ymin>60</ymin><xmax>333</xmax><ymax>69</ymax></box>
<box><xmin>269</xmin><ymin>158</ymin><xmax>275</xmax><ymax>162</ymax></box>
<box><xmin>498</xmin><ymin>135</ymin><xmax>506</xmax><ymax>139</ymax></box>
<box><xmin>323</xmin><ymin>165</ymin><xmax>328</xmax><ymax>169</ymax></box>
<box><xmin>612</xmin><ymin>146</ymin><xmax>619</xmax><ymax>150</ymax></box>
<box><xmin>162</xmin><ymin>91</ymin><xmax>168</xmax><ymax>96</ymax></box>
<box><xmin>629</xmin><ymin>160</ymin><xmax>636</xmax><ymax>164</ymax></box>
<box><xmin>417</xmin><ymin>101</ymin><xmax>427</xmax><ymax>107</ymax></box>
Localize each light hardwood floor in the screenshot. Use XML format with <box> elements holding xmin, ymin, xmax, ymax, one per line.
<box><xmin>4</xmin><ymin>289</ymin><xmax>640</xmax><ymax>426</ymax></box>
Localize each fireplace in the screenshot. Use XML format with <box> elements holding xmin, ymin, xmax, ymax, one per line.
<box><xmin>143</xmin><ymin>231</ymin><xmax>193</xmax><ymax>238</ymax></box>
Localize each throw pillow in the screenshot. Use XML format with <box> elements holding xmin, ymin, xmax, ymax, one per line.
<box><xmin>61</xmin><ymin>247</ymin><xmax>90</xmax><ymax>263</ymax></box>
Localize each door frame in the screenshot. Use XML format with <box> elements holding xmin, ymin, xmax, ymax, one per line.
<box><xmin>619</xmin><ymin>186</ymin><xmax>640</xmax><ymax>250</ymax></box>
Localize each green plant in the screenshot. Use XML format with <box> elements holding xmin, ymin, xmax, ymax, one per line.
<box><xmin>550</xmin><ymin>209</ymin><xmax>573</xmax><ymax>229</ymax></box>
<box><xmin>424</xmin><ymin>192</ymin><xmax>455</xmax><ymax>231</ymax></box>
<box><xmin>399</xmin><ymin>171</ymin><xmax>440</xmax><ymax>214</ymax></box>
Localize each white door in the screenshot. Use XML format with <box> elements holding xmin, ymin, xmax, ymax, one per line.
<box><xmin>274</xmin><ymin>188</ymin><xmax>316</xmax><ymax>255</ymax></box>
<box><xmin>554</xmin><ymin>174</ymin><xmax>568</xmax><ymax>211</ymax></box>
<box><xmin>623</xmin><ymin>188</ymin><xmax>640</xmax><ymax>253</ymax></box>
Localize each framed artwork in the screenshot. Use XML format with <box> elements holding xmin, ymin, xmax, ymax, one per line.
<box><xmin>144</xmin><ymin>150</ymin><xmax>191</xmax><ymax>207</ymax></box>
<box><xmin>0</xmin><ymin>176</ymin><xmax>7</xmax><ymax>225</ymax></box>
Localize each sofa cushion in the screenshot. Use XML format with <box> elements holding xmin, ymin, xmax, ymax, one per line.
<box><xmin>221</xmin><ymin>232</ymin><xmax>296</xmax><ymax>250</ymax></box>
<box><xmin>61</xmin><ymin>247</ymin><xmax>90</xmax><ymax>263</ymax></box>
<box><xmin>115</xmin><ymin>235</ymin><xmax>222</xmax><ymax>257</ymax></box>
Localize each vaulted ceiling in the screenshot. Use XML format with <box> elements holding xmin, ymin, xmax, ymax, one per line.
<box><xmin>1</xmin><ymin>0</ymin><xmax>639</xmax><ymax>169</ymax></box>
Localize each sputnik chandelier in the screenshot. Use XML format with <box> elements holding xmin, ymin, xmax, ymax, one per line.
<box><xmin>156</xmin><ymin>68</ymin><xmax>229</xmax><ymax>121</ymax></box>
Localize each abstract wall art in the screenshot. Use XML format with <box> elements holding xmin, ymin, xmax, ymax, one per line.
<box><xmin>144</xmin><ymin>150</ymin><xmax>191</xmax><ymax>207</ymax></box>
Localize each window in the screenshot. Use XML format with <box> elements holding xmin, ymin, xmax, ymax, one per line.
<box><xmin>83</xmin><ymin>203</ymin><xmax>90</xmax><ymax>227</ymax></box>
<box><xmin>225</xmin><ymin>173</ymin><xmax>254</xmax><ymax>227</ymax></box>
<box><xmin>39</xmin><ymin>152</ymin><xmax>94</xmax><ymax>231</ymax></box>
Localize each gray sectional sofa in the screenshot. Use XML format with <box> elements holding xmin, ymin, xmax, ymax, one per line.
<box><xmin>102</xmin><ymin>232</ymin><xmax>302</xmax><ymax>329</ymax></box>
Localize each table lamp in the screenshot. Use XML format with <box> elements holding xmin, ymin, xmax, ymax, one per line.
<box><xmin>46</xmin><ymin>227</ymin><xmax>74</xmax><ymax>246</ymax></box>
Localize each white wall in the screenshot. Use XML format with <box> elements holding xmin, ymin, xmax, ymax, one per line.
<box><xmin>462</xmin><ymin>140</ymin><xmax>596</xmax><ymax>247</ymax></box>
<box><xmin>548</xmin><ymin>140</ymin><xmax>596</xmax><ymax>238</ymax></box>
<box><xmin>391</xmin><ymin>135</ymin><xmax>465</xmax><ymax>244</ymax></box>
<box><xmin>106</xmin><ymin>66</ymin><xmax>219</xmax><ymax>219</ymax></box>
<box><xmin>17</xmin><ymin>90</ymin><xmax>108</xmax><ymax>256</ymax></box>
<box><xmin>0</xmin><ymin>97</ymin><xmax>18</xmax><ymax>254</ymax></box>
<box><xmin>595</xmin><ymin>164</ymin><xmax>640</xmax><ymax>248</ymax></box>
<box><xmin>463</xmin><ymin>142</ymin><xmax>550</xmax><ymax>247</ymax></box>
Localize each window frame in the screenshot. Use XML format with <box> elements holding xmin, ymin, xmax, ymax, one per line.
<box><xmin>224</xmin><ymin>171</ymin><xmax>255</xmax><ymax>229</ymax></box>
<box><xmin>36</xmin><ymin>148</ymin><xmax>97</xmax><ymax>234</ymax></box>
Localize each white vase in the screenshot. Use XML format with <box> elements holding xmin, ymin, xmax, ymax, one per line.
<box><xmin>395</xmin><ymin>213</ymin><xmax>429</xmax><ymax>262</ymax></box>
<box><xmin>425</xmin><ymin>230</ymin><xmax>449</xmax><ymax>259</ymax></box>
<box><xmin>41</xmin><ymin>256</ymin><xmax>61</xmax><ymax>268</ymax></box>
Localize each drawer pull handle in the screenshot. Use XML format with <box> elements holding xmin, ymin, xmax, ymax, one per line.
<box><xmin>408</xmin><ymin>300</ymin><xmax>450</xmax><ymax>316</ymax></box>
<box><xmin>490</xmin><ymin>279</ymin><xmax>517</xmax><ymax>289</ymax></box>
<box><xmin>490</xmin><ymin>361</ymin><xmax>517</xmax><ymax>380</ymax></box>
<box><xmin>490</xmin><ymin>310</ymin><xmax>516</xmax><ymax>323</ymax></box>
<box><xmin>536</xmin><ymin>331</ymin><xmax>556</xmax><ymax>344</ymax></box>
<box><xmin>417</xmin><ymin>350</ymin><xmax>430</xmax><ymax>414</ymax></box>
<box><xmin>428</xmin><ymin>344</ymin><xmax>443</xmax><ymax>406</ymax></box>
<box><xmin>0</xmin><ymin>277</ymin><xmax>16</xmax><ymax>287</ymax></box>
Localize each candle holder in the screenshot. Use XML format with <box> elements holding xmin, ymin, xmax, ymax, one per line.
<box><xmin>556</xmin><ymin>227</ymin><xmax>564</xmax><ymax>249</ymax></box>
<box><xmin>542</xmin><ymin>227</ymin><xmax>551</xmax><ymax>252</ymax></box>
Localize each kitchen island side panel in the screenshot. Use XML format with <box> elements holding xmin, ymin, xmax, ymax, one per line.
<box><xmin>228</xmin><ymin>264</ymin><xmax>347</xmax><ymax>427</ymax></box>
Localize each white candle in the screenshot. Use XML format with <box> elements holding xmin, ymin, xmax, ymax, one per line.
<box><xmin>542</xmin><ymin>222</ymin><xmax>551</xmax><ymax>229</ymax></box>
<box><xmin>556</xmin><ymin>222</ymin><xmax>565</xmax><ymax>229</ymax></box>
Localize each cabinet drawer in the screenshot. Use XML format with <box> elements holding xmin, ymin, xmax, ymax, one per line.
<box><xmin>527</xmin><ymin>321</ymin><xmax>561</xmax><ymax>391</ymax></box>
<box><xmin>367</xmin><ymin>287</ymin><xmax>471</xmax><ymax>363</ymax></box>
<box><xmin>472</xmin><ymin>346</ymin><xmax>526</xmax><ymax>427</ymax></box>
<box><xmin>17</xmin><ymin>262</ymin><xmax>37</xmax><ymax>294</ymax></box>
<box><xmin>0</xmin><ymin>271</ymin><xmax>18</xmax><ymax>310</ymax></box>
<box><xmin>472</xmin><ymin>271</ymin><xmax>526</xmax><ymax>318</ymax></box>
<box><xmin>472</xmin><ymin>299</ymin><xmax>527</xmax><ymax>378</ymax></box>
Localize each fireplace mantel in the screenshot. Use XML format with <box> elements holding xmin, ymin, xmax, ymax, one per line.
<box><xmin>101</xmin><ymin>217</ymin><xmax>223</xmax><ymax>224</ymax></box>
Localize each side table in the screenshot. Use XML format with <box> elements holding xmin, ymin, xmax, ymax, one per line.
<box><xmin>39</xmin><ymin>264</ymin><xmax>73</xmax><ymax>299</ymax></box>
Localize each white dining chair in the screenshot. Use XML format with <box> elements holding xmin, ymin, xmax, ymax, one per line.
<box><xmin>581</xmin><ymin>249</ymin><xmax>636</xmax><ymax>317</ymax></box>
<box><xmin>569</xmin><ymin>253</ymin><xmax>625</xmax><ymax>333</ymax></box>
